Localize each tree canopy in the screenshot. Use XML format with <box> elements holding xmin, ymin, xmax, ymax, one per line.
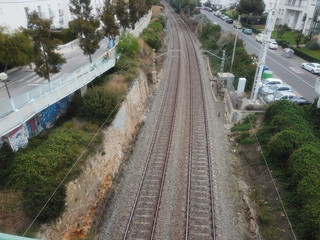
<box><xmin>0</xmin><ymin>30</ymin><xmax>34</xmax><ymax>72</ymax></box>
<box><xmin>101</xmin><ymin>1</ymin><xmax>119</xmax><ymax>40</ymax></box>
<box><xmin>69</xmin><ymin>0</ymin><xmax>100</xmax><ymax>63</ymax></box>
<box><xmin>27</xmin><ymin>11</ymin><xmax>66</xmax><ymax>81</ymax></box>
<box><xmin>237</xmin><ymin>0</ymin><xmax>265</xmax><ymax>15</ymax></box>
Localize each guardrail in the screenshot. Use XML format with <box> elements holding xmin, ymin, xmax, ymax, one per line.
<box><xmin>0</xmin><ymin>10</ymin><xmax>151</xmax><ymax>137</ymax></box>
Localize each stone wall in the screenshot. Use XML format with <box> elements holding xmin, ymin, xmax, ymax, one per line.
<box><xmin>38</xmin><ymin>71</ymin><xmax>150</xmax><ymax>240</ymax></box>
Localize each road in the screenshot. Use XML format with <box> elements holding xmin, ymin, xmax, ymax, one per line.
<box><xmin>202</xmin><ymin>10</ymin><xmax>319</xmax><ymax>102</ymax></box>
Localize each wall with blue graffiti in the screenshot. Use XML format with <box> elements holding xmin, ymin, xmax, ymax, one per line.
<box><xmin>5</xmin><ymin>95</ymin><xmax>72</xmax><ymax>151</ymax></box>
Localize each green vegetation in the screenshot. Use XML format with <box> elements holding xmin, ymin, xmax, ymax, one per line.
<box><xmin>82</xmin><ymin>86</ymin><xmax>122</xmax><ymax>123</ymax></box>
<box><xmin>196</xmin><ymin>17</ymin><xmax>256</xmax><ymax>91</ymax></box>
<box><xmin>257</xmin><ymin>100</ymin><xmax>320</xmax><ymax>239</ymax></box>
<box><xmin>1</xmin><ymin>122</ymin><xmax>98</xmax><ymax>222</ymax></box>
<box><xmin>141</xmin><ymin>19</ymin><xmax>165</xmax><ymax>51</ymax></box>
<box><xmin>231</xmin><ymin>114</ymin><xmax>257</xmax><ymax>145</ymax></box>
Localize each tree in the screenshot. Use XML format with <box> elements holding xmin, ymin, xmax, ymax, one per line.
<box><xmin>276</xmin><ymin>24</ymin><xmax>289</xmax><ymax>39</ymax></box>
<box><xmin>115</xmin><ymin>0</ymin><xmax>130</xmax><ymax>30</ymax></box>
<box><xmin>27</xmin><ymin>11</ymin><xmax>66</xmax><ymax>81</ymax></box>
<box><xmin>69</xmin><ymin>0</ymin><xmax>100</xmax><ymax>63</ymax></box>
<box><xmin>0</xmin><ymin>30</ymin><xmax>34</xmax><ymax>72</ymax></box>
<box><xmin>293</xmin><ymin>30</ymin><xmax>304</xmax><ymax>48</ymax></box>
<box><xmin>129</xmin><ymin>0</ymin><xmax>139</xmax><ymax>29</ymax></box>
<box><xmin>101</xmin><ymin>2</ymin><xmax>119</xmax><ymax>41</ymax></box>
<box><xmin>237</xmin><ymin>0</ymin><xmax>265</xmax><ymax>15</ymax></box>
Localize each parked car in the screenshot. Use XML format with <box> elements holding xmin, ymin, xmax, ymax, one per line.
<box><xmin>225</xmin><ymin>17</ymin><xmax>233</xmax><ymax>24</ymax></box>
<box><xmin>260</xmin><ymin>78</ymin><xmax>283</xmax><ymax>87</ymax></box>
<box><xmin>264</xmin><ymin>91</ymin><xmax>296</xmax><ymax>104</ymax></box>
<box><xmin>220</xmin><ymin>15</ymin><xmax>228</xmax><ymax>20</ymax></box>
<box><xmin>268</xmin><ymin>41</ymin><xmax>278</xmax><ymax>50</ymax></box>
<box><xmin>233</xmin><ymin>21</ymin><xmax>242</xmax><ymax>29</ymax></box>
<box><xmin>288</xmin><ymin>96</ymin><xmax>312</xmax><ymax>106</ymax></box>
<box><xmin>242</xmin><ymin>28</ymin><xmax>253</xmax><ymax>35</ymax></box>
<box><xmin>259</xmin><ymin>84</ymin><xmax>293</xmax><ymax>97</ymax></box>
<box><xmin>301</xmin><ymin>62</ymin><xmax>320</xmax><ymax>74</ymax></box>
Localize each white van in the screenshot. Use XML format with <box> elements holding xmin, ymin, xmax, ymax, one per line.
<box><xmin>255</xmin><ymin>33</ymin><xmax>275</xmax><ymax>44</ymax></box>
<box><xmin>255</xmin><ymin>33</ymin><xmax>265</xmax><ymax>43</ymax></box>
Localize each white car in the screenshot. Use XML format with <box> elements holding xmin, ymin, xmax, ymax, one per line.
<box><xmin>259</xmin><ymin>84</ymin><xmax>293</xmax><ymax>97</ymax></box>
<box><xmin>301</xmin><ymin>62</ymin><xmax>320</xmax><ymax>74</ymax></box>
<box><xmin>264</xmin><ymin>91</ymin><xmax>297</xmax><ymax>104</ymax></box>
<box><xmin>260</xmin><ymin>78</ymin><xmax>283</xmax><ymax>87</ymax></box>
<box><xmin>268</xmin><ymin>41</ymin><xmax>278</xmax><ymax>50</ymax></box>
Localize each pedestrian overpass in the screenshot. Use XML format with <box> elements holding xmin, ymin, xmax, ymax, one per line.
<box><xmin>0</xmin><ymin>11</ymin><xmax>151</xmax><ymax>138</ymax></box>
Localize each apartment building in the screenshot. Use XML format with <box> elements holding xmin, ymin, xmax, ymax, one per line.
<box><xmin>0</xmin><ymin>0</ymin><xmax>104</xmax><ymax>32</ymax></box>
<box><xmin>265</xmin><ymin>0</ymin><xmax>320</xmax><ymax>36</ymax></box>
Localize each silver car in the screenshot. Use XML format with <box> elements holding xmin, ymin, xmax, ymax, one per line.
<box><xmin>259</xmin><ymin>84</ymin><xmax>293</xmax><ymax>97</ymax></box>
<box><xmin>264</xmin><ymin>91</ymin><xmax>296</xmax><ymax>104</ymax></box>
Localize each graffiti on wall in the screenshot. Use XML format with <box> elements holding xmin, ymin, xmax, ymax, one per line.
<box><xmin>26</xmin><ymin>115</ymin><xmax>43</xmax><ymax>137</ymax></box>
<box><xmin>39</xmin><ymin>96</ymin><xmax>71</xmax><ymax>129</ymax></box>
<box><xmin>7</xmin><ymin>125</ymin><xmax>29</xmax><ymax>151</ymax></box>
<box><xmin>5</xmin><ymin>95</ymin><xmax>72</xmax><ymax>151</ymax></box>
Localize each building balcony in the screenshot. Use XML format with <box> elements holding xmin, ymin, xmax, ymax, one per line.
<box><xmin>285</xmin><ymin>3</ymin><xmax>307</xmax><ymax>11</ymax></box>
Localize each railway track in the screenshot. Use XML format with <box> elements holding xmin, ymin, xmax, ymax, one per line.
<box><xmin>121</xmin><ymin>3</ymin><xmax>217</xmax><ymax>239</ymax></box>
<box><xmin>122</xmin><ymin>10</ymin><xmax>183</xmax><ymax>239</ymax></box>
<box><xmin>167</xmin><ymin>7</ymin><xmax>217</xmax><ymax>240</ymax></box>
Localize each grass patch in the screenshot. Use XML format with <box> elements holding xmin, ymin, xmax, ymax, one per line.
<box><xmin>231</xmin><ymin>123</ymin><xmax>251</xmax><ymax>132</ymax></box>
<box><xmin>235</xmin><ymin>132</ymin><xmax>256</xmax><ymax>145</ymax></box>
<box><xmin>297</xmin><ymin>46</ymin><xmax>320</xmax><ymax>59</ymax></box>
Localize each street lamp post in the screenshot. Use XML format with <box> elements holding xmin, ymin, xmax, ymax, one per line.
<box><xmin>0</xmin><ymin>72</ymin><xmax>16</xmax><ymax>110</ymax></box>
<box><xmin>0</xmin><ymin>72</ymin><xmax>11</xmax><ymax>98</ymax></box>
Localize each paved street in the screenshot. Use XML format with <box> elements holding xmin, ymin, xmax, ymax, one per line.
<box><xmin>202</xmin><ymin>10</ymin><xmax>320</xmax><ymax>102</ymax></box>
<box><xmin>0</xmin><ymin>37</ymin><xmax>110</xmax><ymax>102</ymax></box>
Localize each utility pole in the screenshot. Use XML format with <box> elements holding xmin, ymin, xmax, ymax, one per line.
<box><xmin>152</xmin><ymin>49</ymin><xmax>156</xmax><ymax>83</ymax></box>
<box><xmin>220</xmin><ymin>50</ymin><xmax>226</xmax><ymax>73</ymax></box>
<box><xmin>250</xmin><ymin>8</ymin><xmax>276</xmax><ymax>102</ymax></box>
<box><xmin>230</xmin><ymin>16</ymin><xmax>241</xmax><ymax>72</ymax></box>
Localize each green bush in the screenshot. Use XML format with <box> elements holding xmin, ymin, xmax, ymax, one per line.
<box><xmin>22</xmin><ymin>178</ymin><xmax>66</xmax><ymax>222</ymax></box>
<box><xmin>6</xmin><ymin>125</ymin><xmax>88</xmax><ymax>222</ymax></box>
<box><xmin>293</xmin><ymin>47</ymin><xmax>320</xmax><ymax>62</ymax></box>
<box><xmin>288</xmin><ymin>144</ymin><xmax>320</xmax><ymax>186</ymax></box>
<box><xmin>117</xmin><ymin>32</ymin><xmax>140</xmax><ymax>58</ymax></box>
<box><xmin>82</xmin><ymin>86</ymin><xmax>121</xmax><ymax>122</ymax></box>
<box><xmin>297</xmin><ymin>171</ymin><xmax>320</xmax><ymax>239</ymax></box>
<box><xmin>235</xmin><ymin>132</ymin><xmax>256</xmax><ymax>145</ymax></box>
<box><xmin>268</xmin><ymin>130</ymin><xmax>316</xmax><ymax>163</ymax></box>
<box><xmin>141</xmin><ymin>29</ymin><xmax>161</xmax><ymax>50</ymax></box>
<box><xmin>264</xmin><ymin>100</ymin><xmax>303</xmax><ymax>124</ymax></box>
<box><xmin>306</xmin><ymin>40</ymin><xmax>320</xmax><ymax>50</ymax></box>
<box><xmin>155</xmin><ymin>15</ymin><xmax>167</xmax><ymax>28</ymax></box>
<box><xmin>50</xmin><ymin>29</ymin><xmax>76</xmax><ymax>44</ymax></box>
<box><xmin>0</xmin><ymin>142</ymin><xmax>15</xmax><ymax>187</ymax></box>
<box><xmin>148</xmin><ymin>21</ymin><xmax>164</xmax><ymax>32</ymax></box>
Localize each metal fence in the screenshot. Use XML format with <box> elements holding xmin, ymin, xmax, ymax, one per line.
<box><xmin>0</xmin><ymin>10</ymin><xmax>152</xmax><ymax>137</ymax></box>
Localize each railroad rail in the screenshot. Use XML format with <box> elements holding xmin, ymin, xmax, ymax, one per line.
<box><xmin>122</xmin><ymin>13</ymin><xmax>182</xmax><ymax>239</ymax></box>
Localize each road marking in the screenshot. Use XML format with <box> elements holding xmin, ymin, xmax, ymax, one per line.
<box><xmin>288</xmin><ymin>66</ymin><xmax>304</xmax><ymax>74</ymax></box>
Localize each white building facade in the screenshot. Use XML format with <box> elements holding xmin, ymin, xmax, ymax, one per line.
<box><xmin>264</xmin><ymin>0</ymin><xmax>320</xmax><ymax>36</ymax></box>
<box><xmin>209</xmin><ymin>0</ymin><xmax>239</xmax><ymax>9</ymax></box>
<box><xmin>0</xmin><ymin>0</ymin><xmax>104</xmax><ymax>32</ymax></box>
